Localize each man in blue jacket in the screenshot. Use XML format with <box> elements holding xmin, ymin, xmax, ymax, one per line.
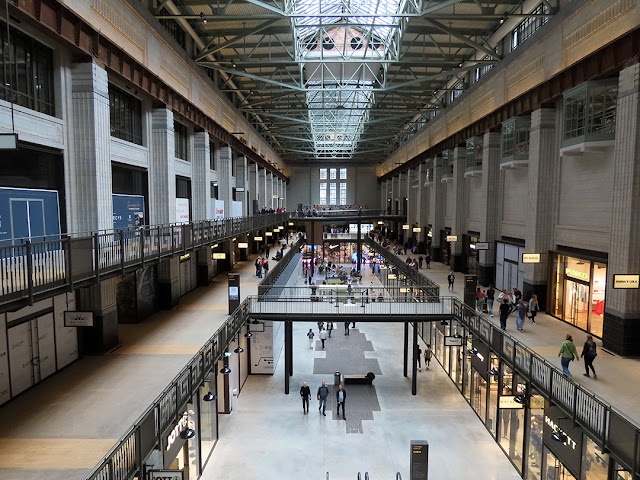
<box><xmin>336</xmin><ymin>384</ymin><xmax>347</xmax><ymax>420</ymax></box>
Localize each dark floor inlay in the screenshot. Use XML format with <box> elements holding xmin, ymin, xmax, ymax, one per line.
<box><xmin>313</xmin><ymin>328</ymin><xmax>382</xmax><ymax>376</ymax></box>
<box><xmin>321</xmin><ymin>384</ymin><xmax>381</xmax><ymax>434</ymax></box>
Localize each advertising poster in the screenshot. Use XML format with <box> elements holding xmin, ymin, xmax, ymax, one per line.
<box><xmin>232</xmin><ymin>200</ymin><xmax>243</xmax><ymax>218</ymax></box>
<box><xmin>214</xmin><ymin>199</ymin><xmax>225</xmax><ymax>219</ymax></box>
<box><xmin>176</xmin><ymin>198</ymin><xmax>190</xmax><ymax>223</ymax></box>
<box><xmin>0</xmin><ymin>187</ymin><xmax>60</xmax><ymax>245</ymax></box>
<box><xmin>112</xmin><ymin>194</ymin><xmax>144</xmax><ymax>231</ymax></box>
<box><xmin>250</xmin><ymin>321</ymin><xmax>274</xmax><ymax>374</ymax></box>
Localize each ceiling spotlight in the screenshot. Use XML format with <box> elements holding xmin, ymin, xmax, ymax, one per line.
<box><xmin>458</xmin><ymin>63</ymin><xmax>463</xmax><ymax>67</ymax></box>
<box><xmin>203</xmin><ymin>392</ymin><xmax>216</xmax><ymax>402</ymax></box>
<box><xmin>220</xmin><ymin>366</ymin><xmax>232</xmax><ymax>375</ymax></box>
<box><xmin>234</xmin><ymin>346</ymin><xmax>244</xmax><ymax>353</ymax></box>
<box><xmin>180</xmin><ymin>428</ymin><xmax>196</xmax><ymax>439</ymax></box>
<box><xmin>552</xmin><ymin>431</ymin><xmax>568</xmax><ymax>443</ymax></box>
<box><xmin>500</xmin><ymin>17</ymin><xmax>505</xmax><ymax>24</ymax></box>
<box><xmin>244</xmin><ymin>331</ymin><xmax>253</xmax><ymax>338</ymax></box>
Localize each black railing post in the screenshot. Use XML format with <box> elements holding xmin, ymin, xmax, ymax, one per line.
<box><xmin>65</xmin><ymin>235</ymin><xmax>73</xmax><ymax>292</ymax></box>
<box><xmin>140</xmin><ymin>228</ymin><xmax>145</xmax><ymax>267</ymax></box>
<box><xmin>25</xmin><ymin>240</ymin><xmax>34</xmax><ymax>305</ymax></box>
<box><xmin>120</xmin><ymin>231</ymin><xmax>125</xmax><ymax>275</ymax></box>
<box><xmin>94</xmin><ymin>233</ymin><xmax>101</xmax><ymax>283</ymax></box>
<box><xmin>403</xmin><ymin>321</ymin><xmax>408</xmax><ymax>377</ymax></box>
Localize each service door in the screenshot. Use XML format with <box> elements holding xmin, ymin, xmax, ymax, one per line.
<box><xmin>8</xmin><ymin>321</ymin><xmax>34</xmax><ymax>396</ymax></box>
<box><xmin>37</xmin><ymin>314</ymin><xmax>56</xmax><ymax>380</ymax></box>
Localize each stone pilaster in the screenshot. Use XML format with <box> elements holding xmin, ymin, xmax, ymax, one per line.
<box><xmin>69</xmin><ymin>62</ymin><xmax>113</xmax><ymax>233</ymax></box>
<box><xmin>451</xmin><ymin>146</ymin><xmax>468</xmax><ymax>272</ymax></box>
<box><xmin>429</xmin><ymin>156</ymin><xmax>445</xmax><ymax>261</ymax></box>
<box><xmin>248</xmin><ymin>163</ymin><xmax>258</xmax><ymax>214</ymax></box>
<box><xmin>258</xmin><ymin>168</ymin><xmax>267</xmax><ymax>210</ymax></box>
<box><xmin>604</xmin><ymin>63</ymin><xmax>640</xmax><ymax>355</ymax></box>
<box><xmin>235</xmin><ymin>156</ymin><xmax>248</xmax><ymax>216</ymax></box>
<box><xmin>418</xmin><ymin>162</ymin><xmax>430</xmax><ymax>249</ymax></box>
<box><xmin>523</xmin><ymin>109</ymin><xmax>557</xmax><ymax>306</ymax></box>
<box><xmin>478</xmin><ymin>131</ymin><xmax>502</xmax><ymax>286</ymax></box>
<box><xmin>76</xmin><ymin>277</ymin><xmax>118</xmax><ymax>354</ymax></box>
<box><xmin>192</xmin><ymin>132</ymin><xmax>211</xmax><ymax>221</ymax></box>
<box><xmin>391</xmin><ymin>175</ymin><xmax>399</xmax><ymax>214</ymax></box>
<box><xmin>149</xmin><ymin>108</ymin><xmax>175</xmax><ymax>225</ymax></box>
<box><xmin>216</xmin><ymin>146</ymin><xmax>233</xmax><ymax>217</ymax></box>
<box><xmin>267</xmin><ymin>172</ymin><xmax>274</xmax><ymax>209</ymax></box>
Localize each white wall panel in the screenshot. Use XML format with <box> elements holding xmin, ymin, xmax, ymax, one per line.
<box><xmin>0</xmin><ymin>314</ymin><xmax>9</xmax><ymax>405</ymax></box>
<box><xmin>8</xmin><ymin>322</ymin><xmax>33</xmax><ymax>396</ymax></box>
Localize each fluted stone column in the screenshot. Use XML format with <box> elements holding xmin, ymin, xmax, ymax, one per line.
<box><xmin>192</xmin><ymin>132</ymin><xmax>211</xmax><ymax>221</ymax></box>
<box><xmin>418</xmin><ymin>162</ymin><xmax>430</xmax><ymax>248</ymax></box>
<box><xmin>216</xmin><ymin>146</ymin><xmax>233</xmax><ymax>217</ymax></box>
<box><xmin>429</xmin><ymin>156</ymin><xmax>445</xmax><ymax>261</ymax></box>
<box><xmin>604</xmin><ymin>63</ymin><xmax>640</xmax><ymax>355</ymax></box>
<box><xmin>267</xmin><ymin>172</ymin><xmax>274</xmax><ymax>209</ymax></box>
<box><xmin>478</xmin><ymin>131</ymin><xmax>502</xmax><ymax>286</ymax></box>
<box><xmin>391</xmin><ymin>175</ymin><xmax>399</xmax><ymax>214</ymax></box>
<box><xmin>451</xmin><ymin>146</ymin><xmax>468</xmax><ymax>272</ymax></box>
<box><xmin>69</xmin><ymin>62</ymin><xmax>113</xmax><ymax>233</ymax></box>
<box><xmin>248</xmin><ymin>163</ymin><xmax>258</xmax><ymax>214</ymax></box>
<box><xmin>258</xmin><ymin>168</ymin><xmax>267</xmax><ymax>210</ymax></box>
<box><xmin>150</xmin><ymin>108</ymin><xmax>175</xmax><ymax>225</ymax></box>
<box><xmin>523</xmin><ymin>109</ymin><xmax>557</xmax><ymax>306</ymax></box>
<box><xmin>235</xmin><ymin>156</ymin><xmax>248</xmax><ymax>216</ymax></box>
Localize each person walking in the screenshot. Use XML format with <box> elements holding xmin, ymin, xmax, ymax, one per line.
<box><xmin>317</xmin><ymin>380</ymin><xmax>329</xmax><ymax>416</ymax></box>
<box><xmin>418</xmin><ymin>256</ymin><xmax>423</xmax><ymax>269</ymax></box>
<box><xmin>581</xmin><ymin>335</ymin><xmax>598</xmax><ymax>379</ymax></box>
<box><xmin>319</xmin><ymin>327</ymin><xmax>327</xmax><ymax>349</ymax></box>
<box><xmin>327</xmin><ymin>322</ymin><xmax>333</xmax><ymax>338</ymax></box>
<box><xmin>307</xmin><ymin>329</ymin><xmax>315</xmax><ymax>349</ymax></box>
<box><xmin>300</xmin><ymin>382</ymin><xmax>311</xmax><ymax>414</ymax></box>
<box><xmin>529</xmin><ymin>295</ymin><xmax>539</xmax><ymax>324</ymax></box>
<box><xmin>263</xmin><ymin>259</ymin><xmax>269</xmax><ymax>275</ymax></box>
<box><xmin>344</xmin><ymin>321</ymin><xmax>350</xmax><ymax>335</ymax></box>
<box><xmin>336</xmin><ymin>384</ymin><xmax>347</xmax><ymax>420</ymax></box>
<box><xmin>425</xmin><ymin>253</ymin><xmax>431</xmax><ymax>269</ymax></box>
<box><xmin>255</xmin><ymin>257</ymin><xmax>262</xmax><ymax>277</ymax></box>
<box><xmin>516</xmin><ymin>300</ymin><xmax>528</xmax><ymax>332</ymax></box>
<box><xmin>317</xmin><ymin>320</ymin><xmax>324</xmax><ymax>334</ymax></box>
<box><xmin>424</xmin><ymin>344</ymin><xmax>432</xmax><ymax>369</ymax></box>
<box><xmin>558</xmin><ymin>334</ymin><xmax>579</xmax><ymax>376</ymax></box>
<box><xmin>476</xmin><ymin>287</ymin><xmax>486</xmax><ymax>314</ymax></box>
<box><xmin>266</xmin><ymin>245</ymin><xmax>270</xmax><ymax>258</ymax></box>
<box><xmin>447</xmin><ymin>271</ymin><xmax>455</xmax><ymax>293</ymax></box>
<box><xmin>486</xmin><ymin>285</ymin><xmax>495</xmax><ymax>317</ymax></box>
<box><xmin>499</xmin><ymin>298</ymin><xmax>510</xmax><ymax>330</ymax></box>
<box><xmin>417</xmin><ymin>344</ymin><xmax>423</xmax><ymax>372</ymax></box>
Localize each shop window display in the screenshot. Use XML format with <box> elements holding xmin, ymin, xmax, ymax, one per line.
<box><xmin>581</xmin><ymin>435</ymin><xmax>608</xmax><ymax>480</ymax></box>
<box><xmin>487</xmin><ymin>353</ymin><xmax>499</xmax><ymax>438</ymax></box>
<box><xmin>528</xmin><ymin>392</ymin><xmax>545</xmax><ymax>480</ymax></box>
<box><xmin>463</xmin><ymin>337</ymin><xmax>472</xmax><ymax>402</ymax></box>
<box><xmin>500</xmin><ymin>366</ymin><xmax>525</xmax><ymax>472</ymax></box>
<box><xmin>545</xmin><ymin>447</ymin><xmax>577</xmax><ymax>480</ymax></box>
<box><xmin>612</xmin><ymin>462</ymin><xmax>633</xmax><ymax>480</ymax></box>
<box><xmin>471</xmin><ymin>369</ymin><xmax>487</xmax><ymax>421</ymax></box>
<box><xmin>199</xmin><ymin>382</ymin><xmax>218</xmax><ymax>471</ymax></box>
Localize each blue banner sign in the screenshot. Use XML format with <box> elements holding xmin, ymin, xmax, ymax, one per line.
<box><xmin>112</xmin><ymin>194</ymin><xmax>145</xmax><ymax>231</ymax></box>
<box><xmin>0</xmin><ymin>187</ymin><xmax>61</xmax><ymax>246</ymax></box>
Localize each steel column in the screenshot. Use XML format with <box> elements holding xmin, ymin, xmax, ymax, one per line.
<box><xmin>403</xmin><ymin>321</ymin><xmax>409</xmax><ymax>378</ymax></box>
<box><xmin>412</xmin><ymin>322</ymin><xmax>418</xmax><ymax>395</ymax></box>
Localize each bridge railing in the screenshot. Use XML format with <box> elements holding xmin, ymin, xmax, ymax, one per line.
<box><xmin>0</xmin><ymin>213</ymin><xmax>290</xmax><ymax>309</ymax></box>
<box><xmin>293</xmin><ymin>208</ymin><xmax>406</xmax><ymax>218</ymax></box>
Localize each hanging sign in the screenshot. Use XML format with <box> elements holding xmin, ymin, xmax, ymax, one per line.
<box><xmin>64</xmin><ymin>311</ymin><xmax>94</xmax><ymax>327</ymax></box>
<box><xmin>149</xmin><ymin>470</ymin><xmax>183</xmax><ymax>480</ymax></box>
<box><xmin>613</xmin><ymin>274</ymin><xmax>639</xmax><ymax>289</ymax></box>
<box><xmin>402</xmin><ymin>224</ymin><xmax>410</xmax><ymax>230</ymax></box>
<box><xmin>413</xmin><ymin>227</ymin><xmax>421</xmax><ymax>233</ymax></box>
<box><xmin>446</xmin><ymin>235</ymin><xmax>458</xmax><ymax>242</ymax></box>
<box><xmin>238</xmin><ymin>242</ymin><xmax>249</xmax><ymax>248</ymax></box>
<box><xmin>444</xmin><ymin>336</ymin><xmax>464</xmax><ymax>346</ymax></box>
<box><xmin>475</xmin><ymin>242</ymin><xmax>489</xmax><ymax>250</ymax></box>
<box><xmin>522</xmin><ymin>253</ymin><xmax>541</xmax><ymax>264</ymax></box>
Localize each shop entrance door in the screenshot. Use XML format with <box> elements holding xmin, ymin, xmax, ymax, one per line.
<box><xmin>504</xmin><ymin>260</ymin><xmax>518</xmax><ymax>290</ymax></box>
<box><xmin>543</xmin><ymin>449</ymin><xmax>576</xmax><ymax>480</ymax></box>
<box><xmin>564</xmin><ymin>280</ymin><xmax>589</xmax><ymax>331</ymax></box>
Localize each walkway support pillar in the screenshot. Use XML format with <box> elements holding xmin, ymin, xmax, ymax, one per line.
<box><xmin>403</xmin><ymin>321</ymin><xmax>409</xmax><ymax>377</ymax></box>
<box><xmin>284</xmin><ymin>320</ymin><xmax>291</xmax><ymax>394</ymax></box>
<box><xmin>412</xmin><ymin>322</ymin><xmax>418</xmax><ymax>395</ymax></box>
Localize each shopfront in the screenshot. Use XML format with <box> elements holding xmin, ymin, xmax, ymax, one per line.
<box><xmin>464</xmin><ymin>233</ymin><xmax>480</xmax><ymax>275</ymax></box>
<box><xmin>161</xmin><ymin>403</ymin><xmax>199</xmax><ymax>480</ymax></box>
<box><xmin>549</xmin><ymin>253</ymin><xmax>607</xmax><ymax>338</ymax></box>
<box><xmin>495</xmin><ymin>241</ymin><xmax>525</xmax><ymax>293</ymax></box>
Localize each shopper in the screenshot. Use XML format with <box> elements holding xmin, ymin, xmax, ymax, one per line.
<box><xmin>499</xmin><ymin>298</ymin><xmax>510</xmax><ymax>330</ymax></box>
<box><xmin>317</xmin><ymin>380</ymin><xmax>329</xmax><ymax>416</ymax></box>
<box><xmin>486</xmin><ymin>285</ymin><xmax>495</xmax><ymax>317</ymax></box>
<box><xmin>255</xmin><ymin>257</ymin><xmax>262</xmax><ymax>277</ymax></box>
<box><xmin>300</xmin><ymin>382</ymin><xmax>311</xmax><ymax>414</ymax></box>
<box><xmin>516</xmin><ymin>300</ymin><xmax>528</xmax><ymax>332</ymax></box>
<box><xmin>581</xmin><ymin>335</ymin><xmax>598</xmax><ymax>379</ymax></box>
<box><xmin>307</xmin><ymin>329</ymin><xmax>315</xmax><ymax>349</ymax></box>
<box><xmin>424</xmin><ymin>344</ymin><xmax>432</xmax><ymax>369</ymax></box>
<box><xmin>447</xmin><ymin>271</ymin><xmax>455</xmax><ymax>293</ymax></box>
<box><xmin>327</xmin><ymin>322</ymin><xmax>333</xmax><ymax>338</ymax></box>
<box><xmin>319</xmin><ymin>327</ymin><xmax>327</xmax><ymax>349</ymax></box>
<box><xmin>417</xmin><ymin>344</ymin><xmax>423</xmax><ymax>372</ymax></box>
<box><xmin>336</xmin><ymin>384</ymin><xmax>347</xmax><ymax>420</ymax></box>
<box><xmin>529</xmin><ymin>295</ymin><xmax>539</xmax><ymax>324</ymax></box>
<box><xmin>558</xmin><ymin>334</ymin><xmax>579</xmax><ymax>376</ymax></box>
<box><xmin>418</xmin><ymin>256</ymin><xmax>423</xmax><ymax>269</ymax></box>
<box><xmin>317</xmin><ymin>320</ymin><xmax>324</xmax><ymax>334</ymax></box>
<box><xmin>263</xmin><ymin>259</ymin><xmax>269</xmax><ymax>275</ymax></box>
<box><xmin>344</xmin><ymin>321</ymin><xmax>350</xmax><ymax>335</ymax></box>
<box><xmin>476</xmin><ymin>287</ymin><xmax>486</xmax><ymax>314</ymax></box>
<box><xmin>425</xmin><ymin>253</ymin><xmax>431</xmax><ymax>269</ymax></box>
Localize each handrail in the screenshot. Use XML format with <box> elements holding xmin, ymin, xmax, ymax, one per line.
<box><xmin>0</xmin><ymin>212</ymin><xmax>291</xmax><ymax>311</ymax></box>
<box><xmin>257</xmin><ymin>238</ymin><xmax>304</xmax><ymax>296</ymax></box>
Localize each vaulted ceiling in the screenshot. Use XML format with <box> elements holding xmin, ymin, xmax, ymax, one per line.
<box><xmin>155</xmin><ymin>0</ymin><xmax>550</xmax><ymax>164</ymax></box>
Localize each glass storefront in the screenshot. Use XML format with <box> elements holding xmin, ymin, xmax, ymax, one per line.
<box><xmin>199</xmin><ymin>381</ymin><xmax>218</xmax><ymax>471</ymax></box>
<box><xmin>550</xmin><ymin>254</ymin><xmax>607</xmax><ymax>338</ymax></box>
<box><xmin>528</xmin><ymin>391</ymin><xmax>545</xmax><ymax>480</ymax></box>
<box><xmin>545</xmin><ymin>447</ymin><xmax>577</xmax><ymax>480</ymax></box>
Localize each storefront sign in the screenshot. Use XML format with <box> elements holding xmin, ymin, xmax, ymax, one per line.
<box><xmin>238</xmin><ymin>242</ymin><xmax>249</xmax><ymax>248</ymax></box>
<box><xmin>413</xmin><ymin>227</ymin><xmax>421</xmax><ymax>233</ymax></box>
<box><xmin>613</xmin><ymin>274</ymin><xmax>639</xmax><ymax>289</ymax></box>
<box><xmin>148</xmin><ymin>470</ymin><xmax>183</xmax><ymax>480</ymax></box>
<box><xmin>522</xmin><ymin>253</ymin><xmax>541</xmax><ymax>264</ymax></box>
<box><xmin>63</xmin><ymin>311</ymin><xmax>94</xmax><ymax>327</ymax></box>
<box><xmin>265</xmin><ymin>232</ymin><xmax>273</xmax><ymax>236</ymax></box>
<box><xmin>388</xmin><ymin>274</ymin><xmax>397</xmax><ymax>280</ymax></box>
<box><xmin>446</xmin><ymin>235</ymin><xmax>458</xmax><ymax>242</ymax></box>
<box><xmin>254</xmin><ymin>236</ymin><xmax>263</xmax><ymax>241</ymax></box>
<box><xmin>499</xmin><ymin>396</ymin><xmax>524</xmax><ymax>409</ymax></box>
<box><xmin>403</xmin><ymin>224</ymin><xmax>410</xmax><ymax>230</ymax></box>
<box><xmin>543</xmin><ymin>405</ymin><xmax>583</xmax><ymax>477</ymax></box>
<box><xmin>444</xmin><ymin>336</ymin><xmax>463</xmax><ymax>346</ymax></box>
<box><xmin>530</xmin><ymin>395</ymin><xmax>545</xmax><ymax>409</ymax></box>
<box><xmin>162</xmin><ymin>414</ymin><xmax>189</xmax><ymax>468</ymax></box>
<box><xmin>212</xmin><ymin>253</ymin><xmax>226</xmax><ymax>260</ymax></box>
<box><xmin>475</xmin><ymin>242</ymin><xmax>489</xmax><ymax>250</ymax></box>
<box><xmin>272</xmin><ymin>194</ymin><xmax>279</xmax><ymax>199</ymax></box>
<box><xmin>179</xmin><ymin>253</ymin><xmax>190</xmax><ymax>262</ymax></box>
<box><xmin>565</xmin><ymin>268</ymin><xmax>589</xmax><ymax>281</ymax></box>
<box><xmin>235</xmin><ymin>187</ymin><xmax>245</xmax><ymax>192</ymax></box>
<box><xmin>175</xmin><ymin>198</ymin><xmax>190</xmax><ymax>223</ymax></box>
<box><xmin>470</xmin><ymin>338</ymin><xmax>489</xmax><ymax>380</ymax></box>
<box><xmin>166</xmin><ymin>415</ymin><xmax>188</xmax><ymax>452</ymax></box>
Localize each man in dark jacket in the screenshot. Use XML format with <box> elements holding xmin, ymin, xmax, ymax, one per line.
<box><xmin>317</xmin><ymin>380</ymin><xmax>329</xmax><ymax>416</ymax></box>
<box><xmin>300</xmin><ymin>382</ymin><xmax>311</xmax><ymax>415</ymax></box>
<box><xmin>336</xmin><ymin>384</ymin><xmax>347</xmax><ymax>420</ymax></box>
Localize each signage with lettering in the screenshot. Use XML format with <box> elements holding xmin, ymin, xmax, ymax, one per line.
<box><xmin>238</xmin><ymin>242</ymin><xmax>249</xmax><ymax>248</ymax></box>
<box><xmin>212</xmin><ymin>253</ymin><xmax>226</xmax><ymax>260</ymax></box>
<box><xmin>565</xmin><ymin>268</ymin><xmax>589</xmax><ymax>282</ymax></box>
<box><xmin>446</xmin><ymin>235</ymin><xmax>458</xmax><ymax>242</ymax></box>
<box><xmin>265</xmin><ymin>232</ymin><xmax>273</xmax><ymax>236</ymax></box>
<box><xmin>410</xmin><ymin>440</ymin><xmax>429</xmax><ymax>480</ymax></box>
<box><xmin>388</xmin><ymin>274</ymin><xmax>397</xmax><ymax>280</ymax></box>
<box><xmin>413</xmin><ymin>227</ymin><xmax>421</xmax><ymax>233</ymax></box>
<box><xmin>499</xmin><ymin>396</ymin><xmax>524</xmax><ymax>409</ymax></box>
<box><xmin>235</xmin><ymin>187</ymin><xmax>245</xmax><ymax>192</ymax></box>
<box><xmin>403</xmin><ymin>225</ymin><xmax>410</xmax><ymax>230</ymax></box>
<box><xmin>175</xmin><ymin>198</ymin><xmax>190</xmax><ymax>224</ymax></box>
<box><xmin>148</xmin><ymin>470</ymin><xmax>184</xmax><ymax>480</ymax></box>
<box><xmin>254</xmin><ymin>236</ymin><xmax>263</xmax><ymax>241</ymax></box>
<box><xmin>63</xmin><ymin>311</ymin><xmax>94</xmax><ymax>327</ymax></box>
<box><xmin>542</xmin><ymin>404</ymin><xmax>583</xmax><ymax>477</ymax></box>
<box><xmin>162</xmin><ymin>415</ymin><xmax>189</xmax><ymax>467</ymax></box>
<box><xmin>613</xmin><ymin>274</ymin><xmax>639</xmax><ymax>289</ymax></box>
<box><xmin>444</xmin><ymin>336</ymin><xmax>463</xmax><ymax>347</ymax></box>
<box><xmin>112</xmin><ymin>194</ymin><xmax>144</xmax><ymax>230</ymax></box>
<box><xmin>475</xmin><ymin>242</ymin><xmax>489</xmax><ymax>250</ymax></box>
<box><xmin>522</xmin><ymin>253</ymin><xmax>541</xmax><ymax>264</ymax></box>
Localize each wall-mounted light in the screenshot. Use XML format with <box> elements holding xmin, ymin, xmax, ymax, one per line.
<box><xmin>220</xmin><ymin>366</ymin><xmax>232</xmax><ymax>374</ymax></box>
<box><xmin>244</xmin><ymin>331</ymin><xmax>253</xmax><ymax>338</ymax></box>
<box><xmin>552</xmin><ymin>430</ymin><xmax>568</xmax><ymax>443</ymax></box>
<box><xmin>234</xmin><ymin>346</ymin><xmax>244</xmax><ymax>353</ymax></box>
<box><xmin>203</xmin><ymin>392</ymin><xmax>216</xmax><ymax>402</ymax></box>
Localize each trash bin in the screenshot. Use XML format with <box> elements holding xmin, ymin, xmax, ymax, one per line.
<box><xmin>334</xmin><ymin>371</ymin><xmax>341</xmax><ymax>385</ymax></box>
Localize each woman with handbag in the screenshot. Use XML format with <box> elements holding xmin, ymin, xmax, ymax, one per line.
<box><xmin>581</xmin><ymin>335</ymin><xmax>598</xmax><ymax>379</ymax></box>
<box><xmin>529</xmin><ymin>295</ymin><xmax>539</xmax><ymax>324</ymax></box>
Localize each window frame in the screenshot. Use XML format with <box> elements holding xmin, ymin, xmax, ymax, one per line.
<box><xmin>174</xmin><ymin>121</ymin><xmax>189</xmax><ymax>161</ymax></box>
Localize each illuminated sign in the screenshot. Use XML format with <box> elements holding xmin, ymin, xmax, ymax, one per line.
<box><xmin>212</xmin><ymin>244</ymin><xmax>219</xmax><ymax>249</ymax></box>
<box><xmin>613</xmin><ymin>274</ymin><xmax>639</xmax><ymax>289</ymax></box>
<box><xmin>446</xmin><ymin>235</ymin><xmax>458</xmax><ymax>242</ymax></box>
<box><xmin>238</xmin><ymin>242</ymin><xmax>249</xmax><ymax>248</ymax></box>
<box><xmin>377</xmin><ymin>221</ymin><xmax>384</xmax><ymax>225</ymax></box>
<box><xmin>265</xmin><ymin>232</ymin><xmax>273</xmax><ymax>236</ymax></box>
<box><xmin>522</xmin><ymin>253</ymin><xmax>541</xmax><ymax>264</ymax></box>
<box><xmin>388</xmin><ymin>274</ymin><xmax>397</xmax><ymax>279</ymax></box>
<box><xmin>272</xmin><ymin>194</ymin><xmax>279</xmax><ymax>199</ymax></box>
<box><xmin>413</xmin><ymin>227</ymin><xmax>421</xmax><ymax>233</ymax></box>
<box><xmin>254</xmin><ymin>236</ymin><xmax>263</xmax><ymax>241</ymax></box>
<box><xmin>212</xmin><ymin>253</ymin><xmax>226</xmax><ymax>260</ymax></box>
<box><xmin>565</xmin><ymin>268</ymin><xmax>589</xmax><ymax>281</ymax></box>
<box><xmin>475</xmin><ymin>242</ymin><xmax>489</xmax><ymax>250</ymax></box>
<box><xmin>288</xmin><ymin>222</ymin><xmax>294</xmax><ymax>226</ymax></box>
<box><xmin>499</xmin><ymin>396</ymin><xmax>524</xmax><ymax>409</ymax></box>
<box><xmin>166</xmin><ymin>415</ymin><xmax>188</xmax><ymax>452</ymax></box>
<box><xmin>179</xmin><ymin>253</ymin><xmax>191</xmax><ymax>262</ymax></box>
<box><xmin>545</xmin><ymin>416</ymin><xmax>577</xmax><ymax>450</ymax></box>
<box><xmin>402</xmin><ymin>224</ymin><xmax>410</xmax><ymax>230</ymax></box>
<box><xmin>235</xmin><ymin>187</ymin><xmax>245</xmax><ymax>192</ymax></box>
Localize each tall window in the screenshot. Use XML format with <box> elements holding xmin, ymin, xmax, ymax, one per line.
<box><xmin>329</xmin><ymin>183</ymin><xmax>337</xmax><ymax>205</ymax></box>
<box><xmin>158</xmin><ymin>9</ymin><xmax>186</xmax><ymax>49</ymax></box>
<box><xmin>320</xmin><ymin>168</ymin><xmax>327</xmax><ymax>180</ymax></box>
<box><xmin>174</xmin><ymin>121</ymin><xmax>188</xmax><ymax>160</ymax></box>
<box><xmin>339</xmin><ymin>182</ymin><xmax>347</xmax><ymax>204</ymax></box>
<box><xmin>109</xmin><ymin>85</ymin><xmax>143</xmax><ymax>145</ymax></box>
<box><xmin>329</xmin><ymin>168</ymin><xmax>337</xmax><ymax>180</ymax></box>
<box><xmin>319</xmin><ymin>182</ymin><xmax>327</xmax><ymax>204</ymax></box>
<box><xmin>511</xmin><ymin>3</ymin><xmax>550</xmax><ymax>51</ymax></box>
<box><xmin>209</xmin><ymin>141</ymin><xmax>216</xmax><ymax>170</ymax></box>
<box><xmin>0</xmin><ymin>22</ymin><xmax>55</xmax><ymax>116</ymax></box>
<box><xmin>339</xmin><ymin>168</ymin><xmax>347</xmax><ymax>179</ymax></box>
